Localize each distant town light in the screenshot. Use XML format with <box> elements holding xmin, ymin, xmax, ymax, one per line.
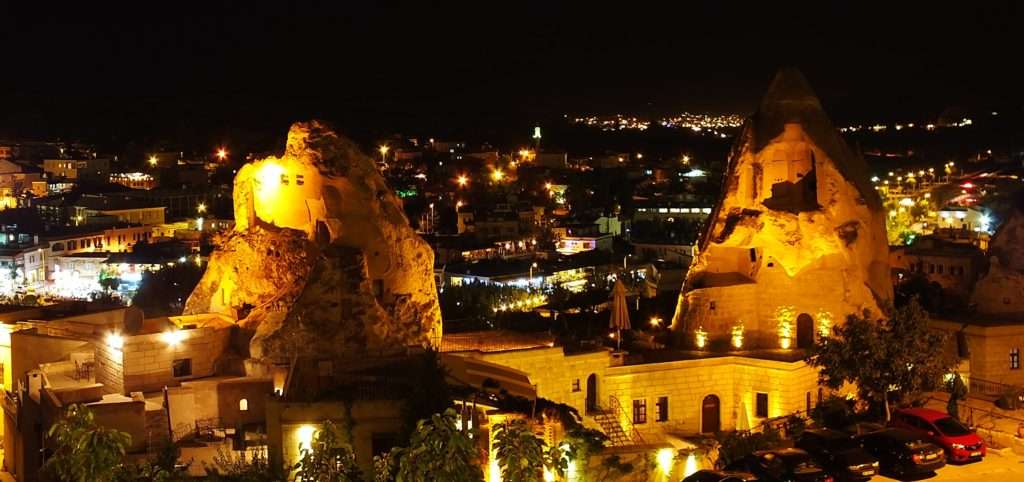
<box><xmin>216</xmin><ymin>148</ymin><xmax>228</xmax><ymax>161</ymax></box>
<box><xmin>197</xmin><ymin>202</ymin><xmax>207</xmax><ymax>214</ymax></box>
<box><xmin>491</xmin><ymin>168</ymin><xmax>505</xmax><ymax>182</ymax></box>
<box><xmin>148</xmin><ymin>155</ymin><xmax>158</xmax><ymax>167</ymax></box>
<box><xmin>456</xmin><ymin>175</ymin><xmax>469</xmax><ymax>187</ymax></box>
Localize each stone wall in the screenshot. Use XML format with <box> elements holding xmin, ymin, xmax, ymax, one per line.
<box><xmin>470</xmin><ymin>347</ymin><xmax>612</xmax><ymax>416</ymax></box>
<box><xmin>119</xmin><ymin>327</ymin><xmax>230</xmax><ymax>394</ymax></box>
<box><xmin>933</xmin><ymin>319</ymin><xmax>1024</xmax><ymax>386</ymax></box>
<box><xmin>603</xmin><ymin>356</ymin><xmax>820</xmax><ymax>440</ymax></box>
<box><xmin>94</xmin><ymin>340</ymin><xmax>125</xmax><ymax>395</ymax></box>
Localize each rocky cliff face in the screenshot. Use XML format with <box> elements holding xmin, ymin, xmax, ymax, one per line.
<box><xmin>185</xmin><ymin>121</ymin><xmax>441</xmax><ymax>361</ymax></box>
<box><xmin>671</xmin><ymin>69</ymin><xmax>891</xmax><ymax>348</ymax></box>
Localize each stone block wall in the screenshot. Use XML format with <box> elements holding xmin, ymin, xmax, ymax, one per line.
<box><xmin>472</xmin><ymin>347</ymin><xmax>611</xmax><ymax>416</ymax></box>
<box><xmin>114</xmin><ymin>327</ymin><xmax>230</xmax><ymax>394</ymax></box>
<box><xmin>603</xmin><ymin>356</ymin><xmax>820</xmax><ymax>440</ymax></box>
<box><xmin>94</xmin><ymin>341</ymin><xmax>125</xmax><ymax>395</ymax></box>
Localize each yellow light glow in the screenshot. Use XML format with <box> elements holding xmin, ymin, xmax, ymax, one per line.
<box><xmin>216</xmin><ymin>148</ymin><xmax>228</xmax><ymax>161</ymax></box>
<box><xmin>456</xmin><ymin>175</ymin><xmax>469</xmax><ymax>187</ymax></box>
<box><xmin>256</xmin><ymin>161</ymin><xmax>285</xmax><ymax>194</ymax></box>
<box><xmin>899</xmin><ymin>197</ymin><xmax>914</xmax><ymax>207</ymax></box>
<box><xmin>817</xmin><ymin>310</ymin><xmax>834</xmax><ymax>338</ymax></box>
<box><xmin>378</xmin><ymin>145</ymin><xmax>389</xmax><ymax>156</ymax></box>
<box><xmin>491</xmin><ymin>168</ymin><xmax>505</xmax><ymax>182</ymax></box>
<box><xmin>695</xmin><ymin>326</ymin><xmax>708</xmax><ymax>349</ymax></box>
<box><xmin>684</xmin><ymin>453</ymin><xmax>698</xmax><ymax>477</ymax></box>
<box><xmin>731</xmin><ymin>324</ymin><xmax>744</xmax><ymax>349</ymax></box>
<box><xmin>296</xmin><ymin>425</ymin><xmax>317</xmax><ymax>452</ymax></box>
<box><xmin>161</xmin><ymin>329</ymin><xmax>185</xmax><ymax>346</ymax></box>
<box><xmin>780</xmin><ymin>337</ymin><xmax>792</xmax><ymax>349</ymax></box>
<box><xmin>543</xmin><ymin>467</ymin><xmax>555</xmax><ymax>482</ymax></box>
<box><xmin>656</xmin><ymin>448</ymin><xmax>675</xmax><ymax>473</ymax></box>
<box><xmin>544</xmin><ymin>182</ymin><xmax>552</xmax><ymax>190</ymax></box>
<box><xmin>197</xmin><ymin>202</ymin><xmax>207</xmax><ymax>213</ymax></box>
<box><xmin>106</xmin><ymin>333</ymin><xmax>124</xmax><ymax>350</ymax></box>
<box><xmin>649</xmin><ymin>316</ymin><xmax>662</xmax><ymax>327</ymax></box>
<box><xmin>489</xmin><ymin>459</ymin><xmax>502</xmax><ymax>482</ymax></box>
<box><xmin>148</xmin><ymin>155</ymin><xmax>158</xmax><ymax>167</ymax></box>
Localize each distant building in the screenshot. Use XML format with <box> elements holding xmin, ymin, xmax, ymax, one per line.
<box><xmin>889</xmin><ymin>236</ymin><xmax>984</xmax><ymax>297</ymax></box>
<box><xmin>42</xmin><ymin>157</ymin><xmax>111</xmax><ymax>182</ymax></box>
<box><xmin>109</xmin><ymin>172</ymin><xmax>157</xmax><ymax>190</ymax></box>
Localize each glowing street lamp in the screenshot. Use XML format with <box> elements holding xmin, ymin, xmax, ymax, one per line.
<box><xmin>456</xmin><ymin>175</ymin><xmax>468</xmax><ymax>187</ymax></box>
<box><xmin>491</xmin><ymin>168</ymin><xmax>505</xmax><ymax>182</ymax></box>
<box><xmin>197</xmin><ymin>202</ymin><xmax>207</xmax><ymax>214</ymax></box>
<box><xmin>148</xmin><ymin>155</ymin><xmax>158</xmax><ymax>167</ymax></box>
<box><xmin>216</xmin><ymin>148</ymin><xmax>228</xmax><ymax>161</ymax></box>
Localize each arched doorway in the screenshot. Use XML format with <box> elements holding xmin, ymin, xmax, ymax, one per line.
<box><xmin>796</xmin><ymin>313</ymin><xmax>814</xmax><ymax>349</ymax></box>
<box><xmin>586</xmin><ymin>374</ymin><xmax>598</xmax><ymax>414</ymax></box>
<box><xmin>701</xmin><ymin>394</ymin><xmax>720</xmax><ymax>433</ymax></box>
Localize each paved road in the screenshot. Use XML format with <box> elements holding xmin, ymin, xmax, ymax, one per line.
<box><xmin>875</xmin><ymin>449</ymin><xmax>1024</xmax><ymax>481</ymax></box>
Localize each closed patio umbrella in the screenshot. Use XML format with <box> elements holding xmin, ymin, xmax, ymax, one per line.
<box><xmin>609</xmin><ymin>279</ymin><xmax>631</xmax><ymax>351</ymax></box>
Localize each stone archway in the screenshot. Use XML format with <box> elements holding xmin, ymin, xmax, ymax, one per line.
<box><xmin>701</xmin><ymin>394</ymin><xmax>720</xmax><ymax>433</ymax></box>
<box><xmin>586</xmin><ymin>374</ymin><xmax>598</xmax><ymax>414</ymax></box>
<box><xmin>797</xmin><ymin>313</ymin><xmax>814</xmax><ymax>349</ymax></box>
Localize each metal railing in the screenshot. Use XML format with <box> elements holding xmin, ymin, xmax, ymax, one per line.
<box><xmin>608</xmin><ymin>395</ymin><xmax>646</xmax><ymax>446</ymax></box>
<box><xmin>968</xmin><ymin>376</ymin><xmax>1021</xmax><ymax>399</ymax></box>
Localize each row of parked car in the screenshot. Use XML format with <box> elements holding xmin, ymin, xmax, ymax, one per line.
<box><xmin>683</xmin><ymin>407</ymin><xmax>987</xmax><ymax>482</ymax></box>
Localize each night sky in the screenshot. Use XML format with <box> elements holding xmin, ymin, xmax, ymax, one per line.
<box><xmin>1</xmin><ymin>2</ymin><xmax>1021</xmax><ymax>148</ymax></box>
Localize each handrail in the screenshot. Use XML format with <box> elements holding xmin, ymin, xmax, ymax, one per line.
<box><xmin>608</xmin><ymin>395</ymin><xmax>646</xmax><ymax>446</ymax></box>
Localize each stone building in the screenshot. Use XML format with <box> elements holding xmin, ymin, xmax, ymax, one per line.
<box><xmin>672</xmin><ymin>69</ymin><xmax>891</xmax><ymax>350</ymax></box>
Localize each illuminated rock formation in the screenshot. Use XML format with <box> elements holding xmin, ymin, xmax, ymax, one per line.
<box><xmin>672</xmin><ymin>69</ymin><xmax>891</xmax><ymax>349</ymax></box>
<box><xmin>971</xmin><ymin>200</ymin><xmax>1024</xmax><ymax>315</ymax></box>
<box><xmin>185</xmin><ymin>121</ymin><xmax>441</xmax><ymax>360</ymax></box>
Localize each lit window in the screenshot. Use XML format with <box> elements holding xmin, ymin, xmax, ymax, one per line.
<box><xmin>632</xmin><ymin>399</ymin><xmax>647</xmax><ymax>424</ymax></box>
<box><xmin>1012</xmin><ymin>348</ymin><xmax>1020</xmax><ymax>370</ymax></box>
<box><xmin>755</xmin><ymin>392</ymin><xmax>769</xmax><ymax>418</ymax></box>
<box><xmin>239</xmin><ymin>398</ymin><xmax>249</xmax><ymax>411</ymax></box>
<box><xmin>172</xmin><ymin>359</ymin><xmax>192</xmax><ymax>378</ymax></box>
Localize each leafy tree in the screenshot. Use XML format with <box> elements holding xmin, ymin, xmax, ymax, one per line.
<box><xmin>395</xmin><ymin>409</ymin><xmax>483</xmax><ymax>482</ymax></box>
<box><xmin>44</xmin><ymin>404</ymin><xmax>132</xmax><ymax>482</ymax></box>
<box><xmin>492</xmin><ymin>418</ymin><xmax>561</xmax><ymax>482</ymax></box>
<box><xmin>806</xmin><ymin>301</ymin><xmax>956</xmax><ymax>421</ymax></box>
<box><xmin>113</xmin><ymin>442</ymin><xmax>190</xmax><ymax>481</ymax></box>
<box><xmin>99</xmin><ymin>276</ymin><xmax>121</xmax><ymax>292</ymax></box>
<box><xmin>293</xmin><ymin>420</ymin><xmax>363</xmax><ymax>481</ymax></box>
<box><xmin>714</xmin><ymin>427</ymin><xmax>782</xmax><ymax>469</ymax></box>
<box><xmin>560</xmin><ymin>427</ymin><xmax>635</xmax><ymax>482</ymax></box>
<box><xmin>205</xmin><ymin>446</ymin><xmax>284</xmax><ymax>482</ymax></box>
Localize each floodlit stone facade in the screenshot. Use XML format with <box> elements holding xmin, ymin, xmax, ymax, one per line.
<box><xmin>673</xmin><ymin>69</ymin><xmax>891</xmax><ymax>349</ymax></box>
<box><xmin>185</xmin><ymin>121</ymin><xmax>442</xmax><ymax>361</ymax></box>
<box><xmin>971</xmin><ymin>204</ymin><xmax>1024</xmax><ymax>315</ymax></box>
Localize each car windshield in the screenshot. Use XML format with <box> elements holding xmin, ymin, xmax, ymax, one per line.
<box><xmin>934</xmin><ymin>417</ymin><xmax>972</xmax><ymax>436</ymax></box>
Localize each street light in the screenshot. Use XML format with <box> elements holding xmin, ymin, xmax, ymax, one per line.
<box><xmin>378</xmin><ymin>145</ymin><xmax>389</xmax><ymax>166</ymax></box>
<box><xmin>491</xmin><ymin>168</ymin><xmax>505</xmax><ymax>182</ymax></box>
<box><xmin>216</xmin><ymin>148</ymin><xmax>228</xmax><ymax>161</ymax></box>
<box><xmin>197</xmin><ymin>202</ymin><xmax>207</xmax><ymax>214</ymax></box>
<box><xmin>429</xmin><ymin>203</ymin><xmax>435</xmax><ymax>234</ymax></box>
<box><xmin>148</xmin><ymin>155</ymin><xmax>158</xmax><ymax>167</ymax></box>
<box><xmin>456</xmin><ymin>175</ymin><xmax>468</xmax><ymax>187</ymax></box>
<box><xmin>529</xmin><ymin>262</ymin><xmax>539</xmax><ymax>287</ymax></box>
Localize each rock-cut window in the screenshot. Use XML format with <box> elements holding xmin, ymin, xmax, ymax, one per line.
<box><xmin>239</xmin><ymin>398</ymin><xmax>249</xmax><ymax>411</ymax></box>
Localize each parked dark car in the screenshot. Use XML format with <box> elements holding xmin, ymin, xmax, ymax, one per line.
<box><xmin>891</xmin><ymin>407</ymin><xmax>986</xmax><ymax>463</ymax></box>
<box><xmin>682</xmin><ymin>469</ymin><xmax>759</xmax><ymax>482</ymax></box>
<box><xmin>796</xmin><ymin>429</ymin><xmax>879</xmax><ymax>481</ymax></box>
<box><xmin>726</xmin><ymin>449</ymin><xmax>834</xmax><ymax>482</ymax></box>
<box><xmin>855</xmin><ymin>428</ymin><xmax>946</xmax><ymax>477</ymax></box>
<box><xmin>841</xmin><ymin>422</ymin><xmax>886</xmax><ymax>436</ymax></box>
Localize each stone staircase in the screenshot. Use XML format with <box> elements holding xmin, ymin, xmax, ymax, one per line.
<box><xmin>589</xmin><ymin>396</ymin><xmax>645</xmax><ymax>447</ymax></box>
<box><xmin>592</xmin><ymin>410</ymin><xmax>634</xmax><ymax>447</ymax></box>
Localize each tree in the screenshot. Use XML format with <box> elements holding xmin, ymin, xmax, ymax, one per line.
<box><xmin>806</xmin><ymin>301</ymin><xmax>956</xmax><ymax>421</ymax></box>
<box><xmin>205</xmin><ymin>446</ymin><xmax>284</xmax><ymax>482</ymax></box>
<box><xmin>395</xmin><ymin>409</ymin><xmax>483</xmax><ymax>482</ymax></box>
<box><xmin>99</xmin><ymin>276</ymin><xmax>121</xmax><ymax>293</ymax></box>
<box><xmin>714</xmin><ymin>428</ymin><xmax>782</xmax><ymax>469</ymax></box>
<box><xmin>44</xmin><ymin>404</ymin><xmax>132</xmax><ymax>482</ymax></box>
<box><xmin>492</xmin><ymin>418</ymin><xmax>561</xmax><ymax>482</ymax></box>
<box><xmin>293</xmin><ymin>420</ymin><xmax>363</xmax><ymax>482</ymax></box>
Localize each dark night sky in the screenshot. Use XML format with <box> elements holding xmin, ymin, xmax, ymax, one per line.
<box><xmin>1</xmin><ymin>2</ymin><xmax>1021</xmax><ymax>148</ymax></box>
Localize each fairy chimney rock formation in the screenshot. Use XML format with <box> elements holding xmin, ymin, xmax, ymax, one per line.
<box><xmin>672</xmin><ymin>69</ymin><xmax>891</xmax><ymax>349</ymax></box>
<box><xmin>185</xmin><ymin>121</ymin><xmax>441</xmax><ymax>361</ymax></box>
